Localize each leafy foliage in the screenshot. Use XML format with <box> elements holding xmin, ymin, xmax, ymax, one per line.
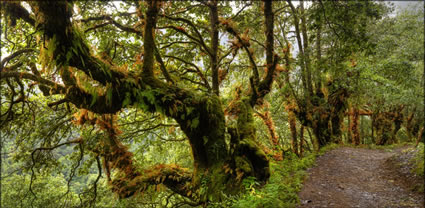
<box><xmin>0</xmin><ymin>1</ymin><xmax>423</xmax><ymax>207</ymax></box>
<box><xmin>412</xmin><ymin>143</ymin><xmax>424</xmax><ymax>178</ymax></box>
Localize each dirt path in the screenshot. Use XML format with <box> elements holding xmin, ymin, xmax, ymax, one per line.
<box><xmin>298</xmin><ymin>146</ymin><xmax>424</xmax><ymax>208</ymax></box>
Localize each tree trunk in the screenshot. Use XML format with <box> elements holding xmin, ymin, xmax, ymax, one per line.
<box><xmin>289</xmin><ymin>111</ymin><xmax>299</xmax><ymax>156</ymax></box>
<box><xmin>298</xmin><ymin>87</ymin><xmax>347</xmax><ymax>149</ymax></box>
<box><xmin>300</xmin><ymin>0</ymin><xmax>313</xmax><ymax>95</ymax></box>
<box><xmin>315</xmin><ymin>16</ymin><xmax>322</xmax><ymax>90</ymax></box>
<box><xmin>390</xmin><ymin>111</ymin><xmax>403</xmax><ymax>144</ymax></box>
<box><xmin>374</xmin><ymin>106</ymin><xmax>404</xmax><ymax>145</ymax></box>
<box><xmin>299</xmin><ymin>126</ymin><xmax>305</xmax><ymax>157</ymax></box>
<box><xmin>415</xmin><ymin>127</ymin><xmax>424</xmax><ymax>147</ymax></box>
<box><xmin>231</xmin><ymin>98</ymin><xmax>270</xmax><ymax>182</ymax></box>
<box><xmin>405</xmin><ymin>109</ymin><xmax>416</xmax><ymax>141</ymax></box>
<box><xmin>312</xmin><ymin>118</ymin><xmax>331</xmax><ymax>148</ymax></box>
<box><xmin>350</xmin><ymin>107</ymin><xmax>360</xmax><ymax>145</ymax></box>
<box><xmin>348</xmin><ymin>113</ymin><xmax>352</xmax><ymax>144</ymax></box>
<box><xmin>307</xmin><ymin>127</ymin><xmax>318</xmax><ymax>152</ymax></box>
<box><xmin>374</xmin><ymin>113</ymin><xmax>393</xmax><ymax>145</ymax></box>
<box><xmin>209</xmin><ymin>0</ymin><xmax>219</xmax><ymax>96</ymax></box>
<box><xmin>328</xmin><ymin>88</ymin><xmax>348</xmax><ymax>143</ymax></box>
<box><xmin>256</xmin><ymin>109</ymin><xmax>282</xmax><ymax>160</ymax></box>
<box><xmin>287</xmin><ymin>0</ymin><xmax>309</xmax><ymax>95</ymax></box>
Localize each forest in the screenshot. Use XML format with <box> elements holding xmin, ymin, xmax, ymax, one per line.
<box><xmin>0</xmin><ymin>1</ymin><xmax>423</xmax><ymax>207</ymax></box>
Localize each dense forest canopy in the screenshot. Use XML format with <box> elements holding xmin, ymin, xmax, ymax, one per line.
<box><xmin>0</xmin><ymin>1</ymin><xmax>423</xmax><ymax>207</ymax></box>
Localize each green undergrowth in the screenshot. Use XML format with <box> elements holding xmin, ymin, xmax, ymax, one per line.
<box><xmin>317</xmin><ymin>143</ymin><xmax>340</xmax><ymax>156</ymax></box>
<box><xmin>412</xmin><ymin>142</ymin><xmax>424</xmax><ymax>178</ymax></box>
<box><xmin>209</xmin><ymin>143</ymin><xmax>339</xmax><ymax>208</ymax></box>
<box><xmin>364</xmin><ymin>142</ymin><xmax>415</xmax><ymax>151</ymax></box>
<box><xmin>412</xmin><ymin>142</ymin><xmax>424</xmax><ymax>193</ymax></box>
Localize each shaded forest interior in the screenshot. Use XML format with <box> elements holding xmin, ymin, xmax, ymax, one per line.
<box><xmin>0</xmin><ymin>1</ymin><xmax>423</xmax><ymax>207</ymax></box>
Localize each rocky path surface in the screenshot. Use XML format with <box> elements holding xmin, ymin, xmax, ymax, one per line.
<box><xmin>298</xmin><ymin>146</ymin><xmax>424</xmax><ymax>208</ymax></box>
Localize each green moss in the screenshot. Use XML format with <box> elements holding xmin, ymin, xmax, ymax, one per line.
<box><xmin>195</xmin><ymin>163</ymin><xmax>232</xmax><ymax>203</ymax></box>
<box><xmin>235</xmin><ymin>156</ymin><xmax>252</xmax><ymax>173</ymax></box>
<box><xmin>413</xmin><ymin>143</ymin><xmax>424</xmax><ymax>178</ymax></box>
<box><xmin>240</xmin><ymin>139</ymin><xmax>256</xmax><ymax>149</ymax></box>
<box><xmin>232</xmin><ymin>97</ymin><xmax>270</xmax><ymax>182</ymax></box>
<box><xmin>317</xmin><ymin>143</ymin><xmax>339</xmax><ymax>156</ymax></box>
<box><xmin>236</xmin><ymin>98</ymin><xmax>256</xmax><ymax>138</ymax></box>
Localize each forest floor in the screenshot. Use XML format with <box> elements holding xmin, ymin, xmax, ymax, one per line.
<box><xmin>297</xmin><ymin>145</ymin><xmax>424</xmax><ymax>208</ymax></box>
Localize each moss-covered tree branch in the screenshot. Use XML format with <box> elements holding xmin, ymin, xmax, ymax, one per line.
<box><xmin>1</xmin><ymin>2</ymin><xmax>35</xmax><ymax>27</ymax></box>
<box><xmin>28</xmin><ymin>1</ymin><xmax>126</xmax><ymax>86</ymax></box>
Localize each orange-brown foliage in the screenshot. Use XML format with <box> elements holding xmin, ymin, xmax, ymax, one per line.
<box><xmin>350</xmin><ymin>108</ymin><xmax>360</xmax><ymax>145</ymax></box>
<box><xmin>218</xmin><ymin>68</ymin><xmax>228</xmax><ymax>85</ymax></box>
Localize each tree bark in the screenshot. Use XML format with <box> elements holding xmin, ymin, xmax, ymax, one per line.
<box><xmin>390</xmin><ymin>110</ymin><xmax>403</xmax><ymax>144</ymax></box>
<box><xmin>374</xmin><ymin>112</ymin><xmax>393</xmax><ymax>145</ymax></box>
<box><xmin>350</xmin><ymin>107</ymin><xmax>360</xmax><ymax>145</ymax></box>
<box><xmin>209</xmin><ymin>0</ymin><xmax>220</xmax><ymax>96</ymax></box>
<box><xmin>315</xmin><ymin>16</ymin><xmax>322</xmax><ymax>90</ymax></box>
<box><xmin>415</xmin><ymin>127</ymin><xmax>424</xmax><ymax>147</ymax></box>
<box><xmin>289</xmin><ymin>110</ymin><xmax>299</xmax><ymax>156</ymax></box>
<box><xmin>300</xmin><ymin>0</ymin><xmax>313</xmax><ymax>95</ymax></box>
<box><xmin>374</xmin><ymin>106</ymin><xmax>404</xmax><ymax>145</ymax></box>
<box><xmin>328</xmin><ymin>87</ymin><xmax>349</xmax><ymax>143</ymax></box>
<box><xmin>287</xmin><ymin>0</ymin><xmax>308</xmax><ymax>94</ymax></box>
<box><xmin>299</xmin><ymin>125</ymin><xmax>305</xmax><ymax>157</ymax></box>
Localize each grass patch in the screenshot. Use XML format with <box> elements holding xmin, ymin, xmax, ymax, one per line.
<box><xmin>317</xmin><ymin>143</ymin><xmax>340</xmax><ymax>155</ymax></box>
<box><xmin>365</xmin><ymin>142</ymin><xmax>414</xmax><ymax>150</ymax></box>
<box><xmin>412</xmin><ymin>142</ymin><xmax>424</xmax><ymax>177</ymax></box>
<box><xmin>411</xmin><ymin>142</ymin><xmax>424</xmax><ymax>193</ymax></box>
<box><xmin>209</xmin><ymin>143</ymin><xmax>340</xmax><ymax>208</ymax></box>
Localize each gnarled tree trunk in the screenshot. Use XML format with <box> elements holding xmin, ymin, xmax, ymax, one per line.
<box><xmin>374</xmin><ymin>106</ymin><xmax>404</xmax><ymax>145</ymax></box>
<box><xmin>350</xmin><ymin>107</ymin><xmax>360</xmax><ymax>145</ymax></box>
<box><xmin>6</xmin><ymin>0</ymin><xmax>279</xmax><ymax>204</ymax></box>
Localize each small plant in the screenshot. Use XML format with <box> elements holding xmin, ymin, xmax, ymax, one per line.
<box><xmin>318</xmin><ymin>143</ymin><xmax>339</xmax><ymax>155</ymax></box>
<box><xmin>413</xmin><ymin>143</ymin><xmax>424</xmax><ymax>177</ymax></box>
<box><xmin>207</xmin><ymin>144</ymin><xmax>330</xmax><ymax>208</ymax></box>
<box><xmin>242</xmin><ymin>176</ymin><xmax>260</xmax><ymax>193</ymax></box>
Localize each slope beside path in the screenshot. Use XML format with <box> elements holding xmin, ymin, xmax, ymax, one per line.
<box><xmin>298</xmin><ymin>146</ymin><xmax>424</xmax><ymax>208</ymax></box>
